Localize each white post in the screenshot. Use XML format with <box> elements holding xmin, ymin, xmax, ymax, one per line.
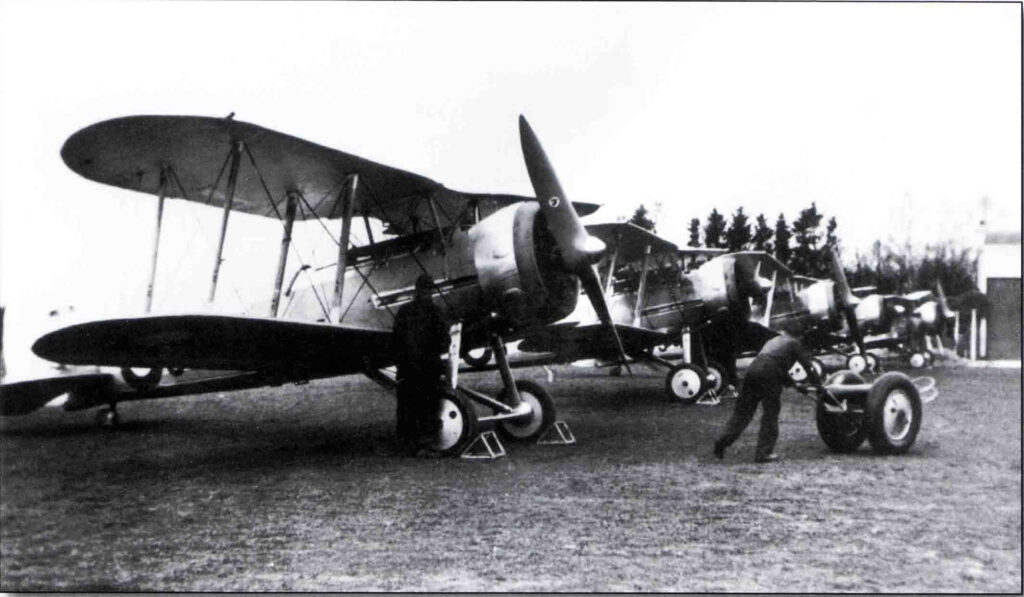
<box><xmin>953</xmin><ymin>311</ymin><xmax>960</xmax><ymax>354</ymax></box>
<box><xmin>682</xmin><ymin>329</ymin><xmax>692</xmax><ymax>363</ymax></box>
<box><xmin>979</xmin><ymin>317</ymin><xmax>987</xmax><ymax>359</ymax></box>
<box><xmin>970</xmin><ymin>308</ymin><xmax>977</xmax><ymax>361</ymax></box>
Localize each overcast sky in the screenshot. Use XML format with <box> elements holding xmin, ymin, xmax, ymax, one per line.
<box><xmin>1</xmin><ymin>1</ymin><xmax>1020</xmax><ymax>374</ymax></box>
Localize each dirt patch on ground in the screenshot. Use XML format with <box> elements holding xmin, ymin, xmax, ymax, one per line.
<box><xmin>1</xmin><ymin>365</ymin><xmax>1020</xmax><ymax>591</ymax></box>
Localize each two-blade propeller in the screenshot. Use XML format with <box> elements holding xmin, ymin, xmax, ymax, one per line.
<box><xmin>829</xmin><ymin>247</ymin><xmax>867</xmax><ymax>356</ymax></box>
<box><xmin>519</xmin><ymin>116</ymin><xmax>632</xmax><ymax>374</ymax></box>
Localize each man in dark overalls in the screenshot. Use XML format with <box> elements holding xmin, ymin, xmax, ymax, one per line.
<box><xmin>713</xmin><ymin>331</ymin><xmax>824</xmax><ymax>463</ymax></box>
<box><xmin>392</xmin><ymin>273</ymin><xmax>451</xmax><ymax>455</ymax></box>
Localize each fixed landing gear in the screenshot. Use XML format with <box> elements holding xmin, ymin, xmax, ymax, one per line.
<box><xmin>431</xmin><ymin>327</ymin><xmax>562</xmax><ymax>456</ymax></box>
<box><xmin>665</xmin><ymin>362</ymin><xmax>708</xmax><ymax>404</ymax></box>
<box><xmin>95</xmin><ymin>404</ymin><xmax>120</xmax><ymax>428</ymax></box>
<box><xmin>121</xmin><ymin>366</ymin><xmax>162</xmax><ymax>390</ymax></box>
<box><xmin>846</xmin><ymin>352</ymin><xmax>879</xmax><ymax>375</ymax></box>
<box><xmin>428</xmin><ymin>390</ymin><xmax>478</xmax><ymax>455</ymax></box>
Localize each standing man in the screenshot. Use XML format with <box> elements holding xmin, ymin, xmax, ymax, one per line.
<box><xmin>392</xmin><ymin>273</ymin><xmax>451</xmax><ymax>455</ymax></box>
<box><xmin>713</xmin><ymin>331</ymin><xmax>824</xmax><ymax>463</ymax></box>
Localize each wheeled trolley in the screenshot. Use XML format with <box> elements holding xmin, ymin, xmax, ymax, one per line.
<box><xmin>801</xmin><ymin>370</ymin><xmax>937</xmax><ymax>455</ymax></box>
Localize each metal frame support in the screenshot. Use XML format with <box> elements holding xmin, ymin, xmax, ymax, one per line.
<box><xmin>269</xmin><ymin>192</ymin><xmax>299</xmax><ymax>317</ymax></box>
<box><xmin>632</xmin><ymin>244</ymin><xmax>652</xmax><ymax>326</ymax></box>
<box><xmin>490</xmin><ymin>332</ymin><xmax>521</xmax><ymax>407</ymax></box>
<box><xmin>208</xmin><ymin>141</ymin><xmax>243</xmax><ymax>303</ymax></box>
<box><xmin>681</xmin><ymin>327</ymin><xmax>692</xmax><ymax>363</ymax></box>
<box><xmin>144</xmin><ymin>166</ymin><xmax>168</xmax><ymax>313</ymax></box>
<box><xmin>362</xmin><ymin>213</ymin><xmax>375</xmax><ymax>245</ymax></box>
<box><xmin>330</xmin><ymin>174</ymin><xmax>359</xmax><ymax>323</ymax></box>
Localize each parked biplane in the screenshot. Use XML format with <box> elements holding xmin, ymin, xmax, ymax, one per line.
<box><xmin>845</xmin><ymin>281</ymin><xmax>958</xmax><ymax>368</ymax></box>
<box><xmin>1</xmin><ymin>114</ymin><xmax>637</xmax><ymax>455</ymax></box>
<box><xmin>511</xmin><ymin>236</ymin><xmax>908</xmax><ymax>402</ymax></box>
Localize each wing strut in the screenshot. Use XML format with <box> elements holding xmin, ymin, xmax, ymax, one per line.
<box><xmin>144</xmin><ymin>166</ymin><xmax>168</xmax><ymax>313</ymax></box>
<box><xmin>269</xmin><ymin>191</ymin><xmax>299</xmax><ymax>317</ymax></box>
<box><xmin>330</xmin><ymin>174</ymin><xmax>359</xmax><ymax>323</ymax></box>
<box><xmin>603</xmin><ymin>230</ymin><xmax>622</xmax><ymax>299</ymax></box>
<box><xmin>208</xmin><ymin>141</ymin><xmax>243</xmax><ymax>303</ymax></box>
<box><xmin>632</xmin><ymin>244</ymin><xmax>653</xmax><ymax>326</ymax></box>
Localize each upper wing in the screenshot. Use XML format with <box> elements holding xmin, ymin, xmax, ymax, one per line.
<box><xmin>518</xmin><ymin>323</ymin><xmax>671</xmax><ymax>360</ymax></box>
<box><xmin>32</xmin><ymin>315</ymin><xmax>393</xmax><ymax>378</ymax></box>
<box><xmin>61</xmin><ymin>115</ymin><xmax>598</xmax><ymax>234</ymax></box>
<box><xmin>585</xmin><ymin>222</ymin><xmax>679</xmax><ymax>262</ymax></box>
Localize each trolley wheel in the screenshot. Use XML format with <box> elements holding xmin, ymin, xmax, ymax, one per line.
<box><xmin>908</xmin><ymin>352</ymin><xmax>927</xmax><ymax>369</ymax></box>
<box><xmin>665</xmin><ymin>363</ymin><xmax>707</xmax><ymax>404</ymax></box>
<box><xmin>865</xmin><ymin>372</ymin><xmax>922</xmax><ymax>454</ymax></box>
<box><xmin>496</xmin><ymin>380</ymin><xmax>555</xmax><ymax>442</ymax></box>
<box><xmin>120</xmin><ymin>366</ymin><xmax>162</xmax><ymax>390</ymax></box>
<box><xmin>429</xmin><ymin>389</ymin><xmax>479</xmax><ymax>455</ymax></box>
<box><xmin>705</xmin><ymin>360</ymin><xmax>727</xmax><ymax>394</ymax></box>
<box><xmin>810</xmin><ymin>357</ymin><xmax>825</xmax><ymax>378</ymax></box>
<box><xmin>816</xmin><ymin>371</ymin><xmax>867</xmax><ymax>453</ymax></box>
<box><xmin>461</xmin><ymin>347</ymin><xmax>493</xmax><ymax>370</ymax></box>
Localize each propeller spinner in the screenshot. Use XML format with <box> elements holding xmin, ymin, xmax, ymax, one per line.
<box><xmin>518</xmin><ymin>116</ymin><xmax>632</xmax><ymax>373</ymax></box>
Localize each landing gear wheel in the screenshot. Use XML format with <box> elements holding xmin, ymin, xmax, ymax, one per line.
<box><xmin>95</xmin><ymin>405</ymin><xmax>120</xmax><ymax>428</ymax></box>
<box><xmin>666</xmin><ymin>363</ymin><xmax>707</xmax><ymax>405</ymax></box>
<box><xmin>429</xmin><ymin>389</ymin><xmax>479</xmax><ymax>456</ymax></box>
<box><xmin>461</xmin><ymin>347</ymin><xmax>493</xmax><ymax>370</ymax></box>
<box><xmin>865</xmin><ymin>372</ymin><xmax>922</xmax><ymax>454</ymax></box>
<box><xmin>121</xmin><ymin>366</ymin><xmax>162</xmax><ymax>390</ymax></box>
<box><xmin>846</xmin><ymin>353</ymin><xmax>868</xmax><ymax>375</ymax></box>
<box><xmin>865</xmin><ymin>352</ymin><xmax>879</xmax><ymax>373</ymax></box>
<box><xmin>496</xmin><ymin>380</ymin><xmax>555</xmax><ymax>442</ymax></box>
<box><xmin>908</xmin><ymin>352</ymin><xmax>927</xmax><ymax>369</ymax></box>
<box><xmin>789</xmin><ymin>361</ymin><xmax>810</xmax><ymax>383</ymax></box>
<box><xmin>810</xmin><ymin>357</ymin><xmax>825</xmax><ymax>379</ymax></box>
<box><xmin>816</xmin><ymin>371</ymin><xmax>867</xmax><ymax>453</ymax></box>
<box><xmin>923</xmin><ymin>350</ymin><xmax>935</xmax><ymax>365</ymax></box>
<box><xmin>704</xmin><ymin>361</ymin><xmax>726</xmax><ymax>394</ymax></box>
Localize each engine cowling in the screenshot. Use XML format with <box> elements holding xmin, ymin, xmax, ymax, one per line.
<box><xmin>687</xmin><ymin>254</ymin><xmax>773</xmax><ymax>323</ymax></box>
<box><xmin>468</xmin><ymin>202</ymin><xmax>580</xmax><ymax>330</ymax></box>
<box><xmin>800</xmin><ymin>280</ymin><xmax>837</xmax><ymax>323</ymax></box>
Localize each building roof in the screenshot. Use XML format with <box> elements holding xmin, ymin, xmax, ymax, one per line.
<box><xmin>985</xmin><ymin>230</ymin><xmax>1022</xmax><ymax>245</ymax></box>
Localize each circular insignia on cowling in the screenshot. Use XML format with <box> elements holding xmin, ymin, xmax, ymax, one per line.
<box><xmin>548</xmin><ymin>196</ymin><xmax>561</xmax><ymax>208</ymax></box>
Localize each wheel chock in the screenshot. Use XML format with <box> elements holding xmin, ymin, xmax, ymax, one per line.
<box><xmin>460</xmin><ymin>431</ymin><xmax>506</xmax><ymax>460</ymax></box>
<box><xmin>537</xmin><ymin>420</ymin><xmax>576</xmax><ymax>445</ymax></box>
<box><xmin>912</xmin><ymin>376</ymin><xmax>938</xmax><ymax>404</ymax></box>
<box><xmin>696</xmin><ymin>388</ymin><xmax>721</xmax><ymax>406</ymax></box>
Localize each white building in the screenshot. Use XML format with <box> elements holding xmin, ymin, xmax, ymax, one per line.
<box><xmin>976</xmin><ymin>230</ymin><xmax>1021</xmax><ymax>360</ymax></box>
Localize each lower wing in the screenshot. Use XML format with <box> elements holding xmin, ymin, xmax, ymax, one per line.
<box><xmin>32</xmin><ymin>314</ymin><xmax>394</xmax><ymax>378</ymax></box>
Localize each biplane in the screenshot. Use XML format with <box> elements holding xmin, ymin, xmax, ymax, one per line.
<box><xmin>512</xmin><ymin>236</ymin><xmax>910</xmax><ymax>402</ymax></box>
<box><xmin>1</xmin><ymin>113</ymin><xmax>634</xmax><ymax>455</ymax></box>
<box><xmin>845</xmin><ymin>281</ymin><xmax>958</xmax><ymax>368</ymax></box>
